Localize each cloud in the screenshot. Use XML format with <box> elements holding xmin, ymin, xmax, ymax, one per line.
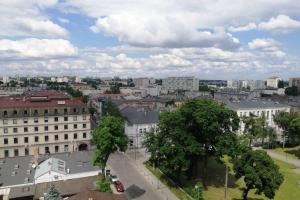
<box><xmin>0</xmin><ymin>38</ymin><xmax>78</xmax><ymax>59</ymax></box>
<box><xmin>248</xmin><ymin>38</ymin><xmax>286</xmax><ymax>57</ymax></box>
<box><xmin>58</xmin><ymin>18</ymin><xmax>70</xmax><ymax>24</ymax></box>
<box><xmin>0</xmin><ymin>0</ymin><xmax>68</xmax><ymax>38</ymax></box>
<box><xmin>228</xmin><ymin>23</ymin><xmax>257</xmax><ymax>32</ymax></box>
<box><xmin>258</xmin><ymin>15</ymin><xmax>300</xmax><ymax>34</ymax></box>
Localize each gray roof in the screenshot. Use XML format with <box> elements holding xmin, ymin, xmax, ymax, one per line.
<box><xmin>226</xmin><ymin>100</ymin><xmax>290</xmax><ymax>110</ymax></box>
<box><xmin>121</xmin><ymin>107</ymin><xmax>159</xmax><ymax>125</ymax></box>
<box><xmin>0</xmin><ymin>151</ymin><xmax>99</xmax><ymax>188</ymax></box>
<box><xmin>34</xmin><ymin>157</ymin><xmax>66</xmax><ymax>179</ymax></box>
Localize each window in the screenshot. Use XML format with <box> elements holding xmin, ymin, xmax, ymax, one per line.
<box><xmin>23</xmin><ymin>110</ymin><xmax>28</xmax><ymax>116</ymax></box>
<box><xmin>55</xmin><ymin>146</ymin><xmax>59</xmax><ymax>153</ymax></box>
<box><xmin>35</xmin><ymin>136</ymin><xmax>39</xmax><ymax>142</ymax></box>
<box><xmin>82</xmin><ymin>108</ymin><xmax>86</xmax><ymax>113</ymax></box>
<box><xmin>83</xmin><ymin>115</ymin><xmax>86</xmax><ymax>120</ymax></box>
<box><xmin>64</xmin><ymin>145</ymin><xmax>69</xmax><ymax>152</ymax></box>
<box><xmin>34</xmin><ymin>118</ymin><xmax>38</xmax><ymax>123</ymax></box>
<box><xmin>73</xmin><ymin>116</ymin><xmax>77</xmax><ymax>121</ymax></box>
<box><xmin>24</xmin><ymin>127</ymin><xmax>28</xmax><ymax>132</ymax></box>
<box><xmin>83</xmin><ymin>132</ymin><xmax>86</xmax><ymax>138</ymax></box>
<box><xmin>4</xmin><ymin>138</ymin><xmax>8</xmax><ymax>145</ymax></box>
<box><xmin>64</xmin><ymin>116</ymin><xmax>68</xmax><ymax>121</ymax></box>
<box><xmin>23</xmin><ymin>118</ymin><xmax>28</xmax><ymax>124</ymax></box>
<box><xmin>139</xmin><ymin>129</ymin><xmax>142</xmax><ymax>133</ymax></box>
<box><xmin>64</xmin><ymin>134</ymin><xmax>68</xmax><ymax>140</ymax></box>
<box><xmin>44</xmin><ymin>126</ymin><xmax>48</xmax><ymax>131</ymax></box>
<box><xmin>25</xmin><ymin>148</ymin><xmax>29</xmax><ymax>156</ymax></box>
<box><xmin>73</xmin><ymin>133</ymin><xmax>77</xmax><ymax>139</ymax></box>
<box><xmin>45</xmin><ymin>135</ymin><xmax>49</xmax><ymax>142</ymax></box>
<box><xmin>3</xmin><ymin>110</ymin><xmax>8</xmax><ymax>117</ymax></box>
<box><xmin>24</xmin><ymin>137</ymin><xmax>28</xmax><ymax>143</ymax></box>
<box><xmin>3</xmin><ymin>119</ymin><xmax>8</xmax><ymax>125</ymax></box>
<box><xmin>54</xmin><ymin>125</ymin><xmax>58</xmax><ymax>130</ymax></box>
<box><xmin>73</xmin><ymin>108</ymin><xmax>77</xmax><ymax>113</ymax></box>
<box><xmin>54</xmin><ymin>135</ymin><xmax>59</xmax><ymax>141</ymax></box>
<box><xmin>83</xmin><ymin>124</ymin><xmax>86</xmax><ymax>128</ymax></box>
<box><xmin>34</xmin><ymin>110</ymin><xmax>38</xmax><ymax>115</ymax></box>
<box><xmin>13</xmin><ymin>119</ymin><xmax>17</xmax><ymax>124</ymax></box>
<box><xmin>54</xmin><ymin>109</ymin><xmax>58</xmax><ymax>115</ymax></box>
<box><xmin>14</xmin><ymin>138</ymin><xmax>18</xmax><ymax>144</ymax></box>
<box><xmin>14</xmin><ymin>149</ymin><xmax>19</xmax><ymax>156</ymax></box>
<box><xmin>64</xmin><ymin>125</ymin><xmax>68</xmax><ymax>130</ymax></box>
<box><xmin>64</xmin><ymin>108</ymin><xmax>68</xmax><ymax>114</ymax></box>
<box><xmin>13</xmin><ymin>110</ymin><xmax>17</xmax><ymax>116</ymax></box>
<box><xmin>143</xmin><ymin>128</ymin><xmax>147</xmax><ymax>133</ymax></box>
<box><xmin>34</xmin><ymin>127</ymin><xmax>38</xmax><ymax>132</ymax></box>
<box><xmin>54</xmin><ymin>117</ymin><xmax>58</xmax><ymax>122</ymax></box>
<box><xmin>13</xmin><ymin>128</ymin><xmax>18</xmax><ymax>133</ymax></box>
<box><xmin>45</xmin><ymin>147</ymin><xmax>49</xmax><ymax>154</ymax></box>
<box><xmin>44</xmin><ymin>109</ymin><xmax>48</xmax><ymax>115</ymax></box>
<box><xmin>44</xmin><ymin>117</ymin><xmax>48</xmax><ymax>123</ymax></box>
<box><xmin>4</xmin><ymin>150</ymin><xmax>9</xmax><ymax>157</ymax></box>
<box><xmin>74</xmin><ymin>124</ymin><xmax>77</xmax><ymax>129</ymax></box>
<box><xmin>4</xmin><ymin>128</ymin><xmax>8</xmax><ymax>134</ymax></box>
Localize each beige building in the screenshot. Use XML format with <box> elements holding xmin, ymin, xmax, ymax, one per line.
<box><xmin>162</xmin><ymin>77</ymin><xmax>199</xmax><ymax>92</ymax></box>
<box><xmin>0</xmin><ymin>91</ymin><xmax>91</xmax><ymax>158</ymax></box>
<box><xmin>266</xmin><ymin>76</ymin><xmax>281</xmax><ymax>88</ymax></box>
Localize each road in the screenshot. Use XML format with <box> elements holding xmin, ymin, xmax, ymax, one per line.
<box><xmin>266</xmin><ymin>150</ymin><xmax>300</xmax><ymax>174</ymax></box>
<box><xmin>108</xmin><ymin>152</ymin><xmax>164</xmax><ymax>200</ymax></box>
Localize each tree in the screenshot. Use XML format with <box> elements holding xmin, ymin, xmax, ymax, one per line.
<box><xmin>234</xmin><ymin>150</ymin><xmax>284</xmax><ymax>200</ymax></box>
<box><xmin>265</xmin><ymin>126</ymin><xmax>277</xmax><ymax>149</ymax></box>
<box><xmin>44</xmin><ymin>184</ymin><xmax>62</xmax><ymax>200</ymax></box>
<box><xmin>274</xmin><ymin>111</ymin><xmax>298</xmax><ymax>148</ymax></box>
<box><xmin>285</xmin><ymin>86</ymin><xmax>299</xmax><ymax>96</ymax></box>
<box><xmin>193</xmin><ymin>182</ymin><xmax>204</xmax><ymax>200</ymax></box>
<box><xmin>242</xmin><ymin>114</ymin><xmax>263</xmax><ymax>147</ymax></box>
<box><xmin>96</xmin><ymin>176</ymin><xmax>112</xmax><ymax>193</ymax></box>
<box><xmin>92</xmin><ymin>116</ymin><xmax>128</xmax><ymax>175</ymax></box>
<box><xmin>278</xmin><ymin>80</ymin><xmax>284</xmax><ymax>88</ymax></box>
<box><xmin>289</xmin><ymin>117</ymin><xmax>300</xmax><ymax>145</ymax></box>
<box><xmin>102</xmin><ymin>100</ymin><xmax>121</xmax><ymax>117</ymax></box>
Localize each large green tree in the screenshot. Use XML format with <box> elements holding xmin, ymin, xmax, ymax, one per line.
<box><xmin>289</xmin><ymin>117</ymin><xmax>300</xmax><ymax>145</ymax></box>
<box><xmin>234</xmin><ymin>150</ymin><xmax>284</xmax><ymax>200</ymax></box>
<box><xmin>45</xmin><ymin>184</ymin><xmax>62</xmax><ymax>200</ymax></box>
<box><xmin>102</xmin><ymin>100</ymin><xmax>121</xmax><ymax>117</ymax></box>
<box><xmin>92</xmin><ymin>116</ymin><xmax>128</xmax><ymax>175</ymax></box>
<box><xmin>242</xmin><ymin>114</ymin><xmax>263</xmax><ymax>147</ymax></box>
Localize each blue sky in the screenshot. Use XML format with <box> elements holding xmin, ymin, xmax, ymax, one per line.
<box><xmin>0</xmin><ymin>0</ymin><xmax>300</xmax><ymax>80</ymax></box>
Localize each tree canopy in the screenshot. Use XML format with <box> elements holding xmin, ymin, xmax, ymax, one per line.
<box><xmin>234</xmin><ymin>150</ymin><xmax>284</xmax><ymax>200</ymax></box>
<box><xmin>92</xmin><ymin>116</ymin><xmax>128</xmax><ymax>175</ymax></box>
<box><xmin>44</xmin><ymin>184</ymin><xmax>62</xmax><ymax>200</ymax></box>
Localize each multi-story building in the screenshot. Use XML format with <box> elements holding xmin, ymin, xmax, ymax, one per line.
<box><xmin>227</xmin><ymin>80</ymin><xmax>265</xmax><ymax>90</ymax></box>
<box><xmin>133</xmin><ymin>77</ymin><xmax>154</xmax><ymax>88</ymax></box>
<box><xmin>162</xmin><ymin>77</ymin><xmax>199</xmax><ymax>92</ymax></box>
<box><xmin>289</xmin><ymin>77</ymin><xmax>300</xmax><ymax>87</ymax></box>
<box><xmin>226</xmin><ymin>100</ymin><xmax>290</xmax><ymax>140</ymax></box>
<box><xmin>266</xmin><ymin>76</ymin><xmax>281</xmax><ymax>88</ymax></box>
<box><xmin>0</xmin><ymin>91</ymin><xmax>91</xmax><ymax>158</ymax></box>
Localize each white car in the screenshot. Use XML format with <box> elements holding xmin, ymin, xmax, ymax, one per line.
<box><xmin>110</xmin><ymin>175</ymin><xmax>119</xmax><ymax>183</ymax></box>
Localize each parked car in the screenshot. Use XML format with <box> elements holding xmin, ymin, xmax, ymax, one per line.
<box><xmin>114</xmin><ymin>181</ymin><xmax>125</xmax><ymax>192</ymax></box>
<box><xmin>109</xmin><ymin>175</ymin><xmax>118</xmax><ymax>183</ymax></box>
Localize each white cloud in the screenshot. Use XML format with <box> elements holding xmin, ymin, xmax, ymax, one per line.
<box><xmin>228</xmin><ymin>23</ymin><xmax>257</xmax><ymax>32</ymax></box>
<box><xmin>0</xmin><ymin>38</ymin><xmax>77</xmax><ymax>58</ymax></box>
<box><xmin>0</xmin><ymin>0</ymin><xmax>68</xmax><ymax>37</ymax></box>
<box><xmin>258</xmin><ymin>15</ymin><xmax>300</xmax><ymax>34</ymax></box>
<box><xmin>58</xmin><ymin>18</ymin><xmax>70</xmax><ymax>24</ymax></box>
<box><xmin>248</xmin><ymin>38</ymin><xmax>286</xmax><ymax>57</ymax></box>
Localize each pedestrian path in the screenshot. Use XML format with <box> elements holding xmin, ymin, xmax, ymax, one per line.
<box><xmin>125</xmin><ymin>149</ymin><xmax>180</xmax><ymax>200</ymax></box>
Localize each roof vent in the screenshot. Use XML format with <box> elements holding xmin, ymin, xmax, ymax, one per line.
<box><xmin>12</xmin><ymin>171</ymin><xmax>17</xmax><ymax>176</ymax></box>
<box><xmin>14</xmin><ymin>164</ymin><xmax>19</xmax><ymax>169</ymax></box>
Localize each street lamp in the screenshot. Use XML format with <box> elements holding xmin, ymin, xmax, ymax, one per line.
<box><xmin>195</xmin><ymin>185</ymin><xmax>200</xmax><ymax>200</ymax></box>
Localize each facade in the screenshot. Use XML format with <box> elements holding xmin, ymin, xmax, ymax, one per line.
<box><xmin>266</xmin><ymin>77</ymin><xmax>281</xmax><ymax>88</ymax></box>
<box><xmin>226</xmin><ymin>100</ymin><xmax>290</xmax><ymax>139</ymax></box>
<box><xmin>162</xmin><ymin>77</ymin><xmax>199</xmax><ymax>92</ymax></box>
<box><xmin>0</xmin><ymin>91</ymin><xmax>91</xmax><ymax>158</ymax></box>
<box><xmin>121</xmin><ymin>107</ymin><xmax>159</xmax><ymax>148</ymax></box>
<box><xmin>227</xmin><ymin>80</ymin><xmax>265</xmax><ymax>90</ymax></box>
<box><xmin>133</xmin><ymin>78</ymin><xmax>154</xmax><ymax>88</ymax></box>
<box><xmin>289</xmin><ymin>77</ymin><xmax>300</xmax><ymax>87</ymax></box>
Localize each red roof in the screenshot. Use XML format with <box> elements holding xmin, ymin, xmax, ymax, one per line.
<box><xmin>0</xmin><ymin>91</ymin><xmax>84</xmax><ymax>109</ymax></box>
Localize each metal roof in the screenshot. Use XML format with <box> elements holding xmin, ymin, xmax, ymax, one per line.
<box><xmin>121</xmin><ymin>107</ymin><xmax>159</xmax><ymax>125</ymax></box>
<box><xmin>226</xmin><ymin>100</ymin><xmax>290</xmax><ymax>110</ymax></box>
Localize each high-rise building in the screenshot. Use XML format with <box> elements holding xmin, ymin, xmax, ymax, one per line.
<box><xmin>133</xmin><ymin>78</ymin><xmax>152</xmax><ymax>88</ymax></box>
<box><xmin>266</xmin><ymin>77</ymin><xmax>281</xmax><ymax>88</ymax></box>
<box><xmin>0</xmin><ymin>91</ymin><xmax>91</xmax><ymax>158</ymax></box>
<box><xmin>162</xmin><ymin>77</ymin><xmax>199</xmax><ymax>92</ymax></box>
<box><xmin>289</xmin><ymin>77</ymin><xmax>300</xmax><ymax>87</ymax></box>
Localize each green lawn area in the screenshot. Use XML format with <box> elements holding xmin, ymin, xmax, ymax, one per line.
<box><xmin>145</xmin><ymin>156</ymin><xmax>300</xmax><ymax>200</ymax></box>
<box><xmin>273</xmin><ymin>146</ymin><xmax>300</xmax><ymax>160</ymax></box>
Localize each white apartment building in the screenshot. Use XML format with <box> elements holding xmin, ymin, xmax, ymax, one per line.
<box><xmin>266</xmin><ymin>77</ymin><xmax>281</xmax><ymax>89</ymax></box>
<box><xmin>162</xmin><ymin>77</ymin><xmax>199</xmax><ymax>92</ymax></box>
<box><xmin>133</xmin><ymin>78</ymin><xmax>154</xmax><ymax>88</ymax></box>
<box><xmin>0</xmin><ymin>91</ymin><xmax>91</xmax><ymax>158</ymax></box>
<box><xmin>227</xmin><ymin>80</ymin><xmax>265</xmax><ymax>90</ymax></box>
<box><xmin>226</xmin><ymin>100</ymin><xmax>290</xmax><ymax>138</ymax></box>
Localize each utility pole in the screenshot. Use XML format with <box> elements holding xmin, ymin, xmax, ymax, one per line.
<box><xmin>224</xmin><ymin>165</ymin><xmax>228</xmax><ymax>199</ymax></box>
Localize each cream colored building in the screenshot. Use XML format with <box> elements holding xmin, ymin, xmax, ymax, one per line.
<box><xmin>266</xmin><ymin>76</ymin><xmax>281</xmax><ymax>88</ymax></box>
<box><xmin>0</xmin><ymin>91</ymin><xmax>91</xmax><ymax>158</ymax></box>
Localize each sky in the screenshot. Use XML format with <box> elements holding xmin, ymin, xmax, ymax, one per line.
<box><xmin>0</xmin><ymin>0</ymin><xmax>300</xmax><ymax>80</ymax></box>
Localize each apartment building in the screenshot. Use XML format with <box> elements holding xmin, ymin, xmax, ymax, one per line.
<box><xmin>289</xmin><ymin>77</ymin><xmax>300</xmax><ymax>87</ymax></box>
<box><xmin>0</xmin><ymin>91</ymin><xmax>91</xmax><ymax>158</ymax></box>
<box><xmin>162</xmin><ymin>77</ymin><xmax>199</xmax><ymax>92</ymax></box>
<box><xmin>133</xmin><ymin>77</ymin><xmax>154</xmax><ymax>88</ymax></box>
<box><xmin>266</xmin><ymin>76</ymin><xmax>281</xmax><ymax>88</ymax></box>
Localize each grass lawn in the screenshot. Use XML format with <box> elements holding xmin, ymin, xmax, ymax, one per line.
<box><xmin>273</xmin><ymin>146</ymin><xmax>300</xmax><ymax>160</ymax></box>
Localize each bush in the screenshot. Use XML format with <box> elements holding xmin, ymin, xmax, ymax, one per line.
<box><xmin>96</xmin><ymin>176</ymin><xmax>112</xmax><ymax>193</ymax></box>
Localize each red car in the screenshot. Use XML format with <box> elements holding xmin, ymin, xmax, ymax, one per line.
<box><xmin>114</xmin><ymin>181</ymin><xmax>125</xmax><ymax>192</ymax></box>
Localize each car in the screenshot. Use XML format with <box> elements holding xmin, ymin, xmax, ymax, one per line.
<box><xmin>114</xmin><ymin>181</ymin><xmax>125</xmax><ymax>192</ymax></box>
<box><xmin>109</xmin><ymin>175</ymin><xmax>118</xmax><ymax>183</ymax></box>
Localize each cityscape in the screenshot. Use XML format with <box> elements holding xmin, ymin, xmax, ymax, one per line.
<box><xmin>1</xmin><ymin>1</ymin><xmax>300</xmax><ymax>200</ymax></box>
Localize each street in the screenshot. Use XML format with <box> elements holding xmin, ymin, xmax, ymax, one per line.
<box><xmin>108</xmin><ymin>152</ymin><xmax>164</xmax><ymax>200</ymax></box>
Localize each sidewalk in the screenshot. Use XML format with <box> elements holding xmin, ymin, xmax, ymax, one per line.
<box><xmin>125</xmin><ymin>149</ymin><xmax>180</xmax><ymax>200</ymax></box>
<box><xmin>265</xmin><ymin>150</ymin><xmax>300</xmax><ymax>173</ymax></box>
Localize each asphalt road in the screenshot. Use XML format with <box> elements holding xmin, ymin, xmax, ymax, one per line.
<box><xmin>108</xmin><ymin>152</ymin><xmax>163</xmax><ymax>200</ymax></box>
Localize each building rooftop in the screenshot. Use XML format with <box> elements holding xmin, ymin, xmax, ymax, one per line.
<box><xmin>68</xmin><ymin>190</ymin><xmax>127</xmax><ymax>200</ymax></box>
<box><xmin>0</xmin><ymin>90</ymin><xmax>84</xmax><ymax>109</ymax></box>
<box><xmin>226</xmin><ymin>100</ymin><xmax>289</xmax><ymax>110</ymax></box>
<box><xmin>0</xmin><ymin>151</ymin><xmax>99</xmax><ymax>188</ymax></box>
<box><xmin>121</xmin><ymin>107</ymin><xmax>159</xmax><ymax>125</ymax></box>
